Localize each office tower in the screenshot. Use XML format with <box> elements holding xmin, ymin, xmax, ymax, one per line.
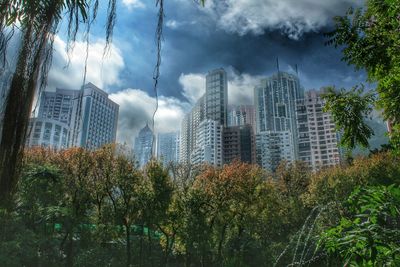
<box><xmin>37</xmin><ymin>88</ymin><xmax>78</xmax><ymax>126</ymax></box>
<box><xmin>254</xmin><ymin>71</ymin><xmax>303</xmax><ymax>171</ymax></box>
<box><xmin>223</xmin><ymin>125</ymin><xmax>256</xmax><ymax>164</ymax></box>
<box><xmin>227</xmin><ymin>105</ymin><xmax>256</xmax><ymax>132</ymax></box>
<box><xmin>157</xmin><ymin>132</ymin><xmax>180</xmax><ymax>166</ymax></box>
<box><xmin>28</xmin><ymin>83</ymin><xmax>118</xmax><ymax>150</ymax></box>
<box><xmin>134</xmin><ymin>123</ymin><xmax>154</xmax><ymax>167</ymax></box>
<box><xmin>191</xmin><ymin>119</ymin><xmax>223</xmax><ymax>166</ymax></box>
<box><xmin>256</xmin><ymin>131</ymin><xmax>295</xmax><ymax>172</ymax></box>
<box><xmin>69</xmin><ymin>83</ymin><xmax>119</xmax><ymax>150</ymax></box>
<box><xmin>206</xmin><ymin>68</ymin><xmax>228</xmax><ymax>126</ymax></box>
<box><xmin>26</xmin><ymin>118</ymin><xmax>70</xmax><ymax>150</ymax></box>
<box><xmin>305</xmin><ymin>89</ymin><xmax>340</xmax><ymax>169</ymax></box>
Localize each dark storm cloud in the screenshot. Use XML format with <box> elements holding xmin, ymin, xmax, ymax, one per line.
<box><xmin>113</xmin><ymin>0</ymin><xmax>367</xmax><ymax>102</ymax></box>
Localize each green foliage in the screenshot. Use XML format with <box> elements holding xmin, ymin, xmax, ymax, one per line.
<box><xmin>326</xmin><ymin>0</ymin><xmax>400</xmax><ymax>150</ymax></box>
<box><xmin>1</xmin><ymin>148</ymin><xmax>399</xmax><ymax>266</ymax></box>
<box><xmin>322</xmin><ymin>85</ymin><xmax>375</xmax><ymax>150</ymax></box>
<box><xmin>320</xmin><ymin>185</ymin><xmax>400</xmax><ymax>266</ymax></box>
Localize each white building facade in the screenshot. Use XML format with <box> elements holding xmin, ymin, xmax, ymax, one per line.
<box><xmin>191</xmin><ymin>120</ymin><xmax>223</xmax><ymax>166</ymax></box>
<box><xmin>254</xmin><ymin>72</ymin><xmax>303</xmax><ymax>171</ymax></box>
<box><xmin>305</xmin><ymin>90</ymin><xmax>341</xmax><ymax>169</ymax></box>
<box><xmin>26</xmin><ymin>118</ymin><xmax>70</xmax><ymax>150</ymax></box>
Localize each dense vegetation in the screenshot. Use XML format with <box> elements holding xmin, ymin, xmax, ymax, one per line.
<box><xmin>0</xmin><ymin>146</ymin><xmax>398</xmax><ymax>266</ymax></box>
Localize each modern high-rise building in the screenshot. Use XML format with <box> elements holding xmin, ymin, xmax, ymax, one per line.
<box><xmin>191</xmin><ymin>119</ymin><xmax>223</xmax><ymax>166</ymax></box>
<box><xmin>179</xmin><ymin>114</ymin><xmax>191</xmax><ymax>164</ymax></box>
<box><xmin>223</xmin><ymin>125</ymin><xmax>256</xmax><ymax>164</ymax></box>
<box><xmin>134</xmin><ymin>123</ymin><xmax>154</xmax><ymax>168</ymax></box>
<box><xmin>157</xmin><ymin>132</ymin><xmax>180</xmax><ymax>166</ymax></box>
<box><xmin>255</xmin><ymin>131</ymin><xmax>295</xmax><ymax>172</ymax></box>
<box><xmin>37</xmin><ymin>88</ymin><xmax>78</xmax><ymax>126</ymax></box>
<box><xmin>304</xmin><ymin>89</ymin><xmax>340</xmax><ymax>169</ymax></box>
<box><xmin>254</xmin><ymin>72</ymin><xmax>303</xmax><ymax>171</ymax></box>
<box><xmin>206</xmin><ymin>68</ymin><xmax>228</xmax><ymax>126</ymax></box>
<box><xmin>27</xmin><ymin>83</ymin><xmax>119</xmax><ymax>150</ymax></box>
<box><xmin>227</xmin><ymin>105</ymin><xmax>256</xmax><ymax>132</ymax></box>
<box><xmin>69</xmin><ymin>83</ymin><xmax>119</xmax><ymax>150</ymax></box>
<box><xmin>179</xmin><ymin>95</ymin><xmax>206</xmax><ymax>164</ymax></box>
<box><xmin>180</xmin><ymin>68</ymin><xmax>228</xmax><ymax>166</ymax></box>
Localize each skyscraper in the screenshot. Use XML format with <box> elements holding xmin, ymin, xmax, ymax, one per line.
<box><xmin>157</xmin><ymin>132</ymin><xmax>180</xmax><ymax>166</ymax></box>
<box><xmin>254</xmin><ymin>72</ymin><xmax>303</xmax><ymax>171</ymax></box>
<box><xmin>255</xmin><ymin>131</ymin><xmax>295</xmax><ymax>171</ymax></box>
<box><xmin>27</xmin><ymin>83</ymin><xmax>119</xmax><ymax>150</ymax></box>
<box><xmin>180</xmin><ymin>68</ymin><xmax>228</xmax><ymax>166</ymax></box>
<box><xmin>227</xmin><ymin>105</ymin><xmax>256</xmax><ymax>132</ymax></box>
<box><xmin>304</xmin><ymin>89</ymin><xmax>340</xmax><ymax>169</ymax></box>
<box><xmin>191</xmin><ymin>119</ymin><xmax>223</xmax><ymax>166</ymax></box>
<box><xmin>69</xmin><ymin>83</ymin><xmax>119</xmax><ymax>150</ymax></box>
<box><xmin>206</xmin><ymin>68</ymin><xmax>228</xmax><ymax>126</ymax></box>
<box><xmin>134</xmin><ymin>123</ymin><xmax>154</xmax><ymax>167</ymax></box>
<box><xmin>37</xmin><ymin>88</ymin><xmax>77</xmax><ymax>126</ymax></box>
<box><xmin>223</xmin><ymin>125</ymin><xmax>256</xmax><ymax>164</ymax></box>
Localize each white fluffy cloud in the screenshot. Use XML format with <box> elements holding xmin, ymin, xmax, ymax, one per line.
<box><xmin>109</xmin><ymin>89</ymin><xmax>189</xmax><ymax>145</ymax></box>
<box><xmin>178</xmin><ymin>73</ymin><xmax>206</xmax><ymax>104</ymax></box>
<box><xmin>122</xmin><ymin>0</ymin><xmax>145</xmax><ymax>11</ymax></box>
<box><xmin>178</xmin><ymin>67</ymin><xmax>261</xmax><ymax>106</ymax></box>
<box><xmin>48</xmin><ymin>35</ymin><xmax>124</xmax><ymax>91</ymax></box>
<box><xmin>203</xmin><ymin>0</ymin><xmax>361</xmax><ymax>39</ymax></box>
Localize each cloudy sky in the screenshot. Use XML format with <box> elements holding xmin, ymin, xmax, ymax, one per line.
<box><xmin>45</xmin><ymin>0</ymin><xmax>367</xmax><ymax>145</ymax></box>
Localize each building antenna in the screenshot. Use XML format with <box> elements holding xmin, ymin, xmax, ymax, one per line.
<box><xmin>295</xmin><ymin>64</ymin><xmax>299</xmax><ymax>76</ymax></box>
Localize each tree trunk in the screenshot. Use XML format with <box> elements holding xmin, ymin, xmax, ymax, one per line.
<box><xmin>126</xmin><ymin>223</ymin><xmax>132</xmax><ymax>267</ymax></box>
<box><xmin>0</xmin><ymin>15</ymin><xmax>52</xmax><ymax>208</ymax></box>
<box><xmin>66</xmin><ymin>232</ymin><xmax>74</xmax><ymax>267</ymax></box>
<box><xmin>147</xmin><ymin>227</ymin><xmax>153</xmax><ymax>267</ymax></box>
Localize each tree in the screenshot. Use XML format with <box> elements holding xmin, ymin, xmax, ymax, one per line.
<box><xmin>0</xmin><ymin>0</ymin><xmax>117</xmax><ymax>207</ymax></box>
<box><xmin>322</xmin><ymin>85</ymin><xmax>375</xmax><ymax>156</ymax></box>
<box><xmin>326</xmin><ymin>0</ymin><xmax>400</xmax><ymax>151</ymax></box>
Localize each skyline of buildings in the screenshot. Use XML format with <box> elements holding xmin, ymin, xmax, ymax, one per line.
<box><xmin>177</xmin><ymin>67</ymin><xmax>343</xmax><ymax>171</ymax></box>
<box><xmin>1</xmin><ymin>66</ymin><xmax>358</xmax><ymax>171</ymax></box>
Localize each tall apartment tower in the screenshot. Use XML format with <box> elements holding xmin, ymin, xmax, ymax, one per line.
<box><xmin>254</xmin><ymin>72</ymin><xmax>303</xmax><ymax>171</ymax></box>
<box><xmin>191</xmin><ymin>119</ymin><xmax>223</xmax><ymax>166</ymax></box>
<box><xmin>223</xmin><ymin>125</ymin><xmax>256</xmax><ymax>164</ymax></box>
<box><xmin>179</xmin><ymin>95</ymin><xmax>206</xmax><ymax>164</ymax></box>
<box><xmin>180</xmin><ymin>68</ymin><xmax>228</xmax><ymax>166</ymax></box>
<box><xmin>134</xmin><ymin>123</ymin><xmax>154</xmax><ymax>168</ymax></box>
<box><xmin>206</xmin><ymin>68</ymin><xmax>228</xmax><ymax>126</ymax></box>
<box><xmin>69</xmin><ymin>83</ymin><xmax>119</xmax><ymax>150</ymax></box>
<box><xmin>179</xmin><ymin>114</ymin><xmax>191</xmax><ymax>164</ymax></box>
<box><xmin>305</xmin><ymin>89</ymin><xmax>340</xmax><ymax>169</ymax></box>
<box><xmin>227</xmin><ymin>105</ymin><xmax>256</xmax><ymax>132</ymax></box>
<box><xmin>157</xmin><ymin>132</ymin><xmax>180</xmax><ymax>166</ymax></box>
